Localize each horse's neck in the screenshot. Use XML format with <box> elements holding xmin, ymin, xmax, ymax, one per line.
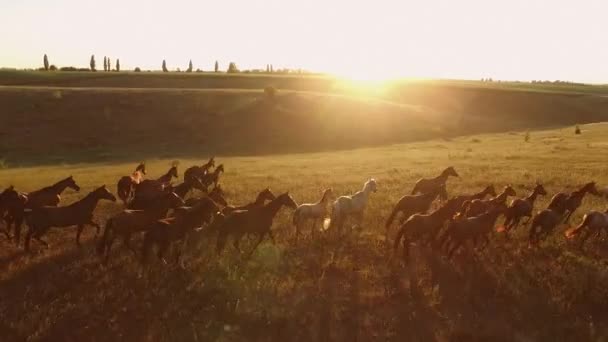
<box><xmin>526</xmin><ymin>190</ymin><xmax>539</xmax><ymax>204</ymax></box>
<box><xmin>158</xmin><ymin>172</ymin><xmax>171</xmax><ymax>183</ymax></box>
<box><xmin>253</xmin><ymin>193</ymin><xmax>266</xmax><ymax>206</ymax></box>
<box><xmin>50</xmin><ymin>180</ymin><xmax>68</xmax><ymax>194</ymax></box>
<box><xmin>317</xmin><ymin>192</ymin><xmax>329</xmax><ymax>204</ymax></box>
<box><xmin>493</xmin><ymin>192</ymin><xmax>508</xmax><ymax>203</ymax></box>
<box><xmin>72</xmin><ymin>193</ymin><xmax>101</xmax><ymax>212</ymax></box>
<box><xmin>472</xmin><ymin>190</ymin><xmax>486</xmax><ymax>200</ymax></box>
<box><xmin>435</xmin><ymin>173</ymin><xmax>449</xmax><ymax>183</ymax></box>
<box><xmin>262</xmin><ymin>198</ymin><xmax>285</xmax><ymax>218</ymax></box>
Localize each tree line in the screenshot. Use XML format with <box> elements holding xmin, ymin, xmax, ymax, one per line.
<box><xmin>41</xmin><ymin>54</ymin><xmax>302</xmax><ymax>74</ymax></box>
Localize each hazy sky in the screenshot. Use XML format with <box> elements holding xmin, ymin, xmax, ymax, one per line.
<box><xmin>1</xmin><ymin>0</ymin><xmax>606</xmax><ymax>82</ymax></box>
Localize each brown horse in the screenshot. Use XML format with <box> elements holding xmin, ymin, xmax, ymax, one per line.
<box><xmin>184</xmin><ymin>157</ymin><xmax>215</xmax><ymax>187</ymax></box>
<box><xmin>185</xmin><ymin>185</ymin><xmax>229</xmax><ymax>207</ymax></box>
<box><xmin>441</xmin><ymin>203</ymin><xmax>508</xmax><ymax>259</ymax></box>
<box><xmin>96</xmin><ymin>192</ymin><xmax>185</xmax><ymax>264</ymax></box>
<box><xmin>215</xmin><ymin>192</ymin><xmax>298</xmax><ymax>255</ymax></box>
<box><xmin>501</xmin><ymin>183</ymin><xmax>547</xmax><ymax>232</ymax></box>
<box><xmin>528</xmin><ymin>194</ymin><xmax>570</xmax><ymax>246</ymax></box>
<box><xmin>547</xmin><ymin>182</ymin><xmax>599</xmax><ymax>223</ymax></box>
<box><xmin>141</xmin><ymin>197</ymin><xmax>220</xmax><ymax>268</ymax></box>
<box><xmin>134</xmin><ymin>165</ymin><xmax>179</xmax><ymax>201</ymax></box>
<box><xmin>385</xmin><ymin>184</ymin><xmax>448</xmax><ymax>233</ymax></box>
<box><xmin>393</xmin><ymin>198</ymin><xmax>461</xmax><ymax>263</ymax></box>
<box><xmin>24</xmin><ymin>185</ymin><xmax>116</xmax><ymax>251</ymax></box>
<box><xmin>462</xmin><ymin>185</ymin><xmax>516</xmax><ymax>217</ymax></box>
<box><xmin>0</xmin><ymin>186</ymin><xmax>27</xmax><ymax>240</ymax></box>
<box><xmin>222</xmin><ymin>187</ymin><xmax>276</xmax><ymax>215</ymax></box>
<box><xmin>116</xmin><ymin>162</ymin><xmax>146</xmax><ymax>205</ymax></box>
<box><xmin>411</xmin><ymin>166</ymin><xmax>459</xmax><ymax>195</ymax></box>
<box><xmin>201</xmin><ymin>164</ymin><xmax>224</xmax><ymax>190</ymax></box>
<box><xmin>170</xmin><ymin>177</ymin><xmax>206</xmax><ymax>200</ymax></box>
<box><xmin>564</xmin><ymin>210</ymin><xmax>608</xmax><ymax>249</ymax></box>
<box><xmin>451</xmin><ymin>185</ymin><xmax>497</xmax><ymax>210</ymax></box>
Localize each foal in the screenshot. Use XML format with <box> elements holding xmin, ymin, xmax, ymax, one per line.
<box><xmin>24</xmin><ymin>186</ymin><xmax>116</xmax><ymax>251</ymax></box>
<box><xmin>385</xmin><ymin>184</ymin><xmax>448</xmax><ymax>233</ymax></box>
<box><xmin>215</xmin><ymin>192</ymin><xmax>298</xmax><ymax>255</ymax></box>
<box><xmin>116</xmin><ymin>162</ymin><xmax>146</xmax><ymax>205</ymax></box>
<box><xmin>501</xmin><ymin>183</ymin><xmax>547</xmax><ymax>233</ymax></box>
<box><xmin>292</xmin><ymin>188</ymin><xmax>333</xmax><ymax>241</ymax></box>
<box><xmin>411</xmin><ymin>167</ymin><xmax>459</xmax><ymax>195</ymax></box>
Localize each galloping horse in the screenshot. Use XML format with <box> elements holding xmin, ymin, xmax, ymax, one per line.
<box><xmin>0</xmin><ymin>186</ymin><xmax>27</xmax><ymax>239</ymax></box>
<box><xmin>547</xmin><ymin>182</ymin><xmax>599</xmax><ymax>223</ymax></box>
<box><xmin>528</xmin><ymin>195</ymin><xmax>570</xmax><ymax>246</ymax></box>
<box><xmin>170</xmin><ymin>177</ymin><xmax>206</xmax><ymax>200</ymax></box>
<box><xmin>24</xmin><ymin>185</ymin><xmax>116</xmax><ymax>251</ymax></box>
<box><xmin>462</xmin><ymin>185</ymin><xmax>516</xmax><ymax>217</ymax></box>
<box><xmin>411</xmin><ymin>167</ymin><xmax>459</xmax><ymax>195</ymax></box>
<box><xmin>385</xmin><ymin>184</ymin><xmax>448</xmax><ymax>233</ymax></box>
<box><xmin>97</xmin><ymin>192</ymin><xmax>185</xmax><ymax>264</ymax></box>
<box><xmin>500</xmin><ymin>183</ymin><xmax>547</xmax><ymax>233</ymax></box>
<box><xmin>450</xmin><ymin>185</ymin><xmax>497</xmax><ymax>210</ymax></box>
<box><xmin>186</xmin><ymin>185</ymin><xmax>229</xmax><ymax>207</ymax></box>
<box><xmin>565</xmin><ymin>209</ymin><xmax>608</xmax><ymax>249</ymax></box>
<box><xmin>116</xmin><ymin>162</ymin><xmax>146</xmax><ymax>205</ymax></box>
<box><xmin>184</xmin><ymin>157</ymin><xmax>215</xmax><ymax>187</ymax></box>
<box><xmin>215</xmin><ymin>192</ymin><xmax>298</xmax><ymax>255</ymax></box>
<box><xmin>201</xmin><ymin>164</ymin><xmax>224</xmax><ymax>190</ymax></box>
<box><xmin>326</xmin><ymin>179</ymin><xmax>378</xmax><ymax>234</ymax></box>
<box><xmin>292</xmin><ymin>188</ymin><xmax>333</xmax><ymax>241</ymax></box>
<box><xmin>131</xmin><ymin>165</ymin><xmax>179</xmax><ymax>207</ymax></box>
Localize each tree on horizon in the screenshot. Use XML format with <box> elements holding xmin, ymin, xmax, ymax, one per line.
<box><xmin>116</xmin><ymin>59</ymin><xmax>120</xmax><ymax>72</ymax></box>
<box><xmin>162</xmin><ymin>60</ymin><xmax>168</xmax><ymax>72</ymax></box>
<box><xmin>214</xmin><ymin>61</ymin><xmax>219</xmax><ymax>73</ymax></box>
<box><xmin>187</xmin><ymin>60</ymin><xmax>193</xmax><ymax>72</ymax></box>
<box><xmin>43</xmin><ymin>54</ymin><xmax>49</xmax><ymax>71</ymax></box>
<box><xmin>90</xmin><ymin>55</ymin><xmax>96</xmax><ymax>71</ymax></box>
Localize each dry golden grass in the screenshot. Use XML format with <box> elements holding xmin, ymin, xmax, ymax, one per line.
<box><xmin>2</xmin><ymin>123</ymin><xmax>608</xmax><ymax>340</ymax></box>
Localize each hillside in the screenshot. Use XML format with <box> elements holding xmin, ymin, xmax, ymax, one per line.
<box><xmin>2</xmin><ymin>124</ymin><xmax>608</xmax><ymax>340</ymax></box>
<box><xmin>1</xmin><ymin>82</ymin><xmax>608</xmax><ymax>166</ymax></box>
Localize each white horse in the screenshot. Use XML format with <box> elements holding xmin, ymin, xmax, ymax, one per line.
<box><xmin>292</xmin><ymin>188</ymin><xmax>333</xmax><ymax>241</ymax></box>
<box><xmin>324</xmin><ymin>179</ymin><xmax>378</xmax><ymax>233</ymax></box>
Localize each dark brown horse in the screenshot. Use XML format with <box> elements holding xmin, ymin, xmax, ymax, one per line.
<box><xmin>134</xmin><ymin>165</ymin><xmax>179</xmax><ymax>201</ymax></box>
<box><xmin>97</xmin><ymin>192</ymin><xmax>185</xmax><ymax>264</ymax></box>
<box><xmin>501</xmin><ymin>183</ymin><xmax>547</xmax><ymax>232</ymax></box>
<box><xmin>0</xmin><ymin>186</ymin><xmax>27</xmax><ymax>240</ymax></box>
<box><xmin>184</xmin><ymin>157</ymin><xmax>215</xmax><ymax>187</ymax></box>
<box><xmin>385</xmin><ymin>184</ymin><xmax>448</xmax><ymax>233</ymax></box>
<box><xmin>141</xmin><ymin>197</ymin><xmax>220</xmax><ymax>268</ymax></box>
<box><xmin>116</xmin><ymin>162</ymin><xmax>146</xmax><ymax>205</ymax></box>
<box><xmin>215</xmin><ymin>192</ymin><xmax>298</xmax><ymax>255</ymax></box>
<box><xmin>170</xmin><ymin>177</ymin><xmax>206</xmax><ymax>200</ymax></box>
<box><xmin>451</xmin><ymin>185</ymin><xmax>497</xmax><ymax>210</ymax></box>
<box><xmin>24</xmin><ymin>185</ymin><xmax>116</xmax><ymax>251</ymax></box>
<box><xmin>547</xmin><ymin>182</ymin><xmax>599</xmax><ymax>223</ymax></box>
<box><xmin>411</xmin><ymin>166</ymin><xmax>459</xmax><ymax>195</ymax></box>
<box><xmin>201</xmin><ymin>164</ymin><xmax>224</xmax><ymax>190</ymax></box>
<box><xmin>222</xmin><ymin>188</ymin><xmax>276</xmax><ymax>215</ymax></box>
<box><xmin>393</xmin><ymin>198</ymin><xmax>461</xmax><ymax>263</ymax></box>
<box><xmin>462</xmin><ymin>185</ymin><xmax>516</xmax><ymax>217</ymax></box>
<box><xmin>185</xmin><ymin>185</ymin><xmax>229</xmax><ymax>207</ymax></box>
<box><xmin>528</xmin><ymin>193</ymin><xmax>570</xmax><ymax>246</ymax></box>
<box><xmin>441</xmin><ymin>203</ymin><xmax>508</xmax><ymax>259</ymax></box>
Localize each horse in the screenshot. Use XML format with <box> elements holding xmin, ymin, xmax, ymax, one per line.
<box><xmin>393</xmin><ymin>198</ymin><xmax>461</xmax><ymax>263</ymax></box>
<box><xmin>547</xmin><ymin>182</ymin><xmax>599</xmax><ymax>223</ymax></box>
<box><xmin>385</xmin><ymin>184</ymin><xmax>448</xmax><ymax>234</ymax></box>
<box><xmin>528</xmin><ymin>195</ymin><xmax>570</xmax><ymax>246</ymax></box>
<box><xmin>411</xmin><ymin>167</ymin><xmax>458</xmax><ymax>195</ymax></box>
<box><xmin>0</xmin><ymin>186</ymin><xmax>27</xmax><ymax>240</ymax></box>
<box><xmin>461</xmin><ymin>185</ymin><xmax>516</xmax><ymax>218</ymax></box>
<box><xmin>450</xmin><ymin>185</ymin><xmax>497</xmax><ymax>210</ymax></box>
<box><xmin>134</xmin><ymin>164</ymin><xmax>179</xmax><ymax>201</ymax></box>
<box><xmin>96</xmin><ymin>192</ymin><xmax>185</xmax><ymax>264</ymax></box>
<box><xmin>292</xmin><ymin>188</ymin><xmax>333</xmax><ymax>241</ymax></box>
<box><xmin>24</xmin><ymin>185</ymin><xmax>116</xmax><ymax>251</ymax></box>
<box><xmin>325</xmin><ymin>179</ymin><xmax>378</xmax><ymax>234</ymax></box>
<box><xmin>141</xmin><ymin>197</ymin><xmax>221</xmax><ymax>268</ymax></box>
<box><xmin>565</xmin><ymin>209</ymin><xmax>608</xmax><ymax>249</ymax></box>
<box><xmin>4</xmin><ymin>176</ymin><xmax>80</xmax><ymax>245</ymax></box>
<box><xmin>201</xmin><ymin>164</ymin><xmax>224</xmax><ymax>190</ymax></box>
<box><xmin>441</xmin><ymin>203</ymin><xmax>508</xmax><ymax>259</ymax></box>
<box><xmin>185</xmin><ymin>184</ymin><xmax>229</xmax><ymax>207</ymax></box>
<box><xmin>170</xmin><ymin>177</ymin><xmax>206</xmax><ymax>200</ymax></box>
<box><xmin>116</xmin><ymin>162</ymin><xmax>146</xmax><ymax>205</ymax></box>
<box><xmin>500</xmin><ymin>183</ymin><xmax>547</xmax><ymax>233</ymax></box>
<box><xmin>221</xmin><ymin>187</ymin><xmax>276</xmax><ymax>215</ymax></box>
<box><xmin>215</xmin><ymin>192</ymin><xmax>298</xmax><ymax>255</ymax></box>
<box><xmin>184</xmin><ymin>157</ymin><xmax>215</xmax><ymax>187</ymax></box>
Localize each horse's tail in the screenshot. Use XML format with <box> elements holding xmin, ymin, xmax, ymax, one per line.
<box><xmin>96</xmin><ymin>219</ymin><xmax>112</xmax><ymax>255</ymax></box>
<box><xmin>385</xmin><ymin>205</ymin><xmax>400</xmax><ymax>229</ymax></box>
<box><xmin>565</xmin><ymin>214</ymin><xmax>591</xmax><ymax>239</ymax></box>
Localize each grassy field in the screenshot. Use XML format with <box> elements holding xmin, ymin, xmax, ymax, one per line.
<box><xmin>2</xmin><ymin>123</ymin><xmax>608</xmax><ymax>341</ymax></box>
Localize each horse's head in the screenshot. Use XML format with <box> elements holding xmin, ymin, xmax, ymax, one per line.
<box><xmin>278</xmin><ymin>192</ymin><xmax>298</xmax><ymax>210</ymax></box>
<box><xmin>485</xmin><ymin>185</ymin><xmax>497</xmax><ymax>197</ymax></box>
<box><xmin>216</xmin><ymin>164</ymin><xmax>225</xmax><ymax>174</ymax></box>
<box><xmin>66</xmin><ymin>176</ymin><xmax>81</xmax><ymax>192</ymax></box>
<box><xmin>365</xmin><ymin>178</ymin><xmax>378</xmax><ymax>193</ymax></box>
<box><xmin>260</xmin><ymin>188</ymin><xmax>277</xmax><ymax>202</ymax></box>
<box><xmin>0</xmin><ymin>186</ymin><xmax>21</xmax><ymax>206</ymax></box>
<box><xmin>169</xmin><ymin>166</ymin><xmax>179</xmax><ymax>179</ymax></box>
<box><xmin>136</xmin><ymin>162</ymin><xmax>147</xmax><ymax>175</ymax></box>
<box><xmin>444</xmin><ymin>166</ymin><xmax>459</xmax><ymax>178</ymax></box>
<box><xmin>503</xmin><ymin>185</ymin><xmax>517</xmax><ymax>197</ymax></box>
<box><xmin>96</xmin><ymin>185</ymin><xmax>117</xmax><ymax>202</ymax></box>
<box><xmin>583</xmin><ymin>182</ymin><xmax>600</xmax><ymax>196</ymax></box>
<box><xmin>534</xmin><ymin>183</ymin><xmax>548</xmax><ymax>196</ymax></box>
<box><xmin>209</xmin><ymin>185</ymin><xmax>228</xmax><ymax>206</ymax></box>
<box><xmin>322</xmin><ymin>188</ymin><xmax>334</xmax><ymax>201</ymax></box>
<box><xmin>163</xmin><ymin>192</ymin><xmax>186</xmax><ymax>209</ymax></box>
<box><xmin>207</xmin><ymin>157</ymin><xmax>216</xmax><ymax>169</ymax></box>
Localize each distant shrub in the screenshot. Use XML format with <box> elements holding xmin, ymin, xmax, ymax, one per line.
<box><xmin>59</xmin><ymin>67</ymin><xmax>89</xmax><ymax>72</ymax></box>
<box><xmin>49</xmin><ymin>65</ymin><xmax>57</xmax><ymax>71</ymax></box>
<box><xmin>134</xmin><ymin>67</ymin><xmax>141</xmax><ymax>72</ymax></box>
<box><xmin>575</xmin><ymin>125</ymin><xmax>581</xmax><ymax>135</ymax></box>
<box><xmin>524</xmin><ymin>131</ymin><xmax>530</xmax><ymax>142</ymax></box>
<box><xmin>195</xmin><ymin>68</ymin><xmax>202</xmax><ymax>73</ymax></box>
<box><xmin>264</xmin><ymin>86</ymin><xmax>277</xmax><ymax>99</ymax></box>
<box><xmin>471</xmin><ymin>138</ymin><xmax>481</xmax><ymax>143</ymax></box>
<box><xmin>227</xmin><ymin>62</ymin><xmax>239</xmax><ymax>73</ymax></box>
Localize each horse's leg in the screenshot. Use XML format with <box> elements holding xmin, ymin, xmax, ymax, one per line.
<box><xmin>248</xmin><ymin>233</ymin><xmax>265</xmax><ymax>256</ymax></box>
<box><xmin>447</xmin><ymin>240</ymin><xmax>462</xmax><ymax>260</ymax></box>
<box><xmin>311</xmin><ymin>219</ymin><xmax>317</xmax><ymax>240</ymax></box>
<box><xmin>124</xmin><ymin>234</ymin><xmax>137</xmax><ymax>255</ymax></box>
<box><xmin>216</xmin><ymin>232</ymin><xmax>228</xmax><ymax>255</ymax></box>
<box><xmin>14</xmin><ymin>216</ymin><xmax>24</xmax><ymax>246</ymax></box>
<box><xmin>24</xmin><ymin>225</ymin><xmax>34</xmax><ymax>252</ymax></box>
<box><xmin>579</xmin><ymin>229</ymin><xmax>592</xmax><ymax>250</ymax></box>
<box><xmin>402</xmin><ymin>238</ymin><xmax>410</xmax><ymax>264</ymax></box>
<box><xmin>268</xmin><ymin>230</ymin><xmax>276</xmax><ymax>244</ymax></box>
<box><xmin>563</xmin><ymin>211</ymin><xmax>573</xmax><ymax>224</ymax></box>
<box><xmin>33</xmin><ymin>227</ymin><xmax>50</xmax><ymax>248</ymax></box>
<box><xmin>76</xmin><ymin>224</ymin><xmax>85</xmax><ymax>246</ymax></box>
<box><xmin>89</xmin><ymin>221</ymin><xmax>101</xmax><ymax>237</ymax></box>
